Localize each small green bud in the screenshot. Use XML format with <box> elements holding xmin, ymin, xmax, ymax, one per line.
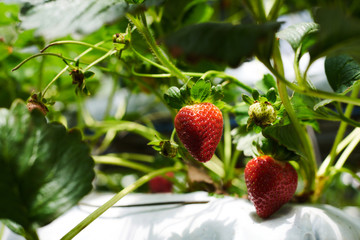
<box><xmin>160</xmin><ymin>140</ymin><xmax>178</xmax><ymax>158</ymax></box>
<box><xmin>248</xmin><ymin>101</ymin><xmax>276</xmax><ymax>127</ymax></box>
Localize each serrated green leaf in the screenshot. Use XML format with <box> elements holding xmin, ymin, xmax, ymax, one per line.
<box><xmin>277</xmin><ymin>22</ymin><xmax>319</xmax><ymax>52</ymax></box>
<box><xmin>309</xmin><ymin>8</ymin><xmax>360</xmax><ymax>63</ymax></box>
<box><xmin>242</xmin><ymin>94</ymin><xmax>254</xmax><ymax>105</ymax></box>
<box><xmin>266</xmin><ymin>88</ymin><xmax>277</xmax><ymax>103</ymax></box>
<box><xmin>165</xmin><ymin>22</ymin><xmax>281</xmax><ymax>67</ymax></box>
<box><xmin>0</xmin><ymin>100</ymin><xmax>94</xmax><ymax>235</ymax></box>
<box><xmin>325</xmin><ymin>55</ymin><xmax>360</xmax><ymax>93</ymax></box>
<box><xmin>190</xmin><ymin>79</ymin><xmax>211</xmax><ymax>102</ymax></box>
<box><xmin>164</xmin><ymin>86</ymin><xmax>184</xmax><ymax>109</ymax></box>
<box><xmin>182</xmin><ymin>1</ymin><xmax>214</xmax><ymax>26</ymax></box>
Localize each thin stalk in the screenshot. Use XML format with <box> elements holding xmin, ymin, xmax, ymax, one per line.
<box><xmin>127</xmin><ymin>13</ymin><xmax>188</xmax><ymax>82</ymax></box>
<box><xmin>130</xmin><ymin>45</ymin><xmax>170</xmax><ymax>72</ymax></box>
<box><xmin>0</xmin><ymin>223</ymin><xmax>4</xmax><ymax>240</ymax></box>
<box><xmin>60</xmin><ymin>165</ymin><xmax>182</xmax><ymax>240</ymax></box>
<box><xmin>318</xmin><ymin>84</ymin><xmax>360</xmax><ymax>175</ymax></box>
<box><xmin>104</xmin><ymin>75</ymin><xmax>118</xmax><ymax>118</ymax></box>
<box><xmin>200</xmin><ymin>70</ymin><xmax>254</xmax><ymax>94</ymax></box>
<box><xmin>334</xmin><ymin>131</ymin><xmax>360</xmax><ymax>169</ymax></box>
<box><xmin>268</xmin><ymin>64</ymin><xmax>360</xmax><ymax>106</ymax></box>
<box><xmin>228</xmin><ymin>149</ymin><xmax>241</xmax><ymax>181</ymax></box>
<box><xmin>93</xmin><ymin>155</ymin><xmax>155</xmax><ymax>173</ymax></box>
<box><xmin>83</xmin><ymin>49</ymin><xmax>117</xmax><ymax>72</ymax></box>
<box><xmin>41</xmin><ymin>40</ymin><xmax>109</xmax><ymax>53</ymax></box>
<box><xmin>12</xmin><ymin>53</ymin><xmax>76</xmax><ymax>71</ymax></box>
<box><xmin>42</xmin><ymin>41</ymin><xmax>106</xmax><ymax>97</ymax></box>
<box><xmin>272</xmin><ymin>42</ymin><xmax>316</xmax><ymax>193</ymax></box>
<box><xmin>223</xmin><ymin>112</ymin><xmax>232</xmax><ymax>182</ymax></box>
<box><xmin>293</xmin><ymin>46</ymin><xmax>305</xmax><ymax>87</ymax></box>
<box><xmin>320</xmin><ymin>127</ymin><xmax>360</xmax><ymax>175</ymax></box>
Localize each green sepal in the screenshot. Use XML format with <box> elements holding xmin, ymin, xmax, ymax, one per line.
<box><xmin>252</xmin><ymin>90</ymin><xmax>260</xmax><ymax>100</ymax></box>
<box><xmin>257</xmin><ymin>137</ymin><xmax>300</xmax><ymax>162</ymax></box>
<box><xmin>242</xmin><ymin>94</ymin><xmax>254</xmax><ymax>105</ymax></box>
<box><xmin>190</xmin><ymin>78</ymin><xmax>211</xmax><ymax>102</ymax></box>
<box><xmin>266</xmin><ymin>87</ymin><xmax>277</xmax><ymax>103</ymax></box>
<box><xmin>164</xmin><ymin>86</ymin><xmax>185</xmax><ymax>109</ymax></box>
<box><xmin>84</xmin><ymin>71</ymin><xmax>95</xmax><ymax>79</ymax></box>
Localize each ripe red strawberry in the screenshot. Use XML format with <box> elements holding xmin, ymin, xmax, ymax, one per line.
<box><xmin>149</xmin><ymin>172</ymin><xmax>174</xmax><ymax>193</ymax></box>
<box><xmin>244</xmin><ymin>155</ymin><xmax>298</xmax><ymax>218</ymax></box>
<box><xmin>174</xmin><ymin>102</ymin><xmax>223</xmax><ymax>162</ymax></box>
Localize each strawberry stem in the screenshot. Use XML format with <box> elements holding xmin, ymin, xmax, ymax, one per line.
<box><xmin>127</xmin><ymin>13</ymin><xmax>188</xmax><ymax>83</ymax></box>
<box><xmin>271</xmin><ymin>41</ymin><xmax>316</xmax><ymax>196</ymax></box>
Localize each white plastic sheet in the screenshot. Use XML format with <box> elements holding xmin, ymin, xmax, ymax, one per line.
<box><xmin>3</xmin><ymin>192</ymin><xmax>360</xmax><ymax>240</ymax></box>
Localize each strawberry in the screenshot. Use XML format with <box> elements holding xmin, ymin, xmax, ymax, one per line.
<box><xmin>149</xmin><ymin>172</ymin><xmax>174</xmax><ymax>193</ymax></box>
<box><xmin>244</xmin><ymin>155</ymin><xmax>298</xmax><ymax>218</ymax></box>
<box><xmin>174</xmin><ymin>102</ymin><xmax>223</xmax><ymax>162</ymax></box>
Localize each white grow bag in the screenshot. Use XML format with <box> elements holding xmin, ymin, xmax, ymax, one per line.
<box><xmin>3</xmin><ymin>192</ymin><xmax>360</xmax><ymax>240</ymax></box>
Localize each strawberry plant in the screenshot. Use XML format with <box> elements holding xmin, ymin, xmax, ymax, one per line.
<box><xmin>1</xmin><ymin>0</ymin><xmax>360</xmax><ymax>239</ymax></box>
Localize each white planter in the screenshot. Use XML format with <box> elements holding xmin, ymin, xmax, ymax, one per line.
<box><xmin>3</xmin><ymin>192</ymin><xmax>360</xmax><ymax>240</ymax></box>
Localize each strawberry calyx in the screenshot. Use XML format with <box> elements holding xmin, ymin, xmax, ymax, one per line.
<box><xmin>256</xmin><ymin>137</ymin><xmax>300</xmax><ymax>162</ymax></box>
<box><xmin>242</xmin><ymin>88</ymin><xmax>280</xmax><ymax>129</ymax></box>
<box><xmin>164</xmin><ymin>78</ymin><xmax>224</xmax><ymax>109</ymax></box>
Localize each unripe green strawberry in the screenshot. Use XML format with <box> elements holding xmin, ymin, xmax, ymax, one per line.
<box><xmin>245</xmin><ymin>155</ymin><xmax>298</xmax><ymax>218</ymax></box>
<box><xmin>248</xmin><ymin>101</ymin><xmax>276</xmax><ymax>127</ymax></box>
<box><xmin>175</xmin><ymin>102</ymin><xmax>223</xmax><ymax>162</ymax></box>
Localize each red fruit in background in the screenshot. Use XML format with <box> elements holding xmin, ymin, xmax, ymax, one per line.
<box><xmin>149</xmin><ymin>172</ymin><xmax>174</xmax><ymax>193</ymax></box>
<box><xmin>174</xmin><ymin>102</ymin><xmax>223</xmax><ymax>162</ymax></box>
<box><xmin>244</xmin><ymin>155</ymin><xmax>298</xmax><ymax>218</ymax></box>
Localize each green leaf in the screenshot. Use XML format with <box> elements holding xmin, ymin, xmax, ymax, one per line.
<box><xmin>266</xmin><ymin>87</ymin><xmax>277</xmax><ymax>103</ymax></box>
<box><xmin>252</xmin><ymin>90</ymin><xmax>260</xmax><ymax>100</ymax></box>
<box><xmin>242</xmin><ymin>94</ymin><xmax>254</xmax><ymax>105</ymax></box>
<box><xmin>0</xmin><ymin>100</ymin><xmax>95</xmax><ymax>235</ymax></box>
<box><xmin>190</xmin><ymin>79</ymin><xmax>211</xmax><ymax>102</ymax></box>
<box><xmin>84</xmin><ymin>71</ymin><xmax>95</xmax><ymax>79</ymax></box>
<box><xmin>262</xmin><ymin>123</ymin><xmax>306</xmax><ymax>159</ymax></box>
<box><xmin>255</xmin><ymin>74</ymin><xmax>278</xmax><ymax>93</ymax></box>
<box><xmin>276</xmin><ymin>22</ymin><xmax>319</xmax><ymax>52</ymax></box>
<box><xmin>210</xmin><ymin>85</ymin><xmax>224</xmax><ymax>102</ymax></box>
<box><xmin>309</xmin><ymin>8</ymin><xmax>360</xmax><ymax>63</ymax></box>
<box><xmin>165</xmin><ymin>22</ymin><xmax>281</xmax><ymax>67</ymax></box>
<box><xmin>325</xmin><ymin>55</ymin><xmax>360</xmax><ymax>93</ymax></box>
<box><xmin>181</xmin><ymin>1</ymin><xmax>214</xmax><ymax>26</ymax></box>
<box><xmin>164</xmin><ymin>86</ymin><xmax>184</xmax><ymax>109</ymax></box>
<box><xmin>19</xmin><ymin>0</ymin><xmax>134</xmax><ymax>40</ymax></box>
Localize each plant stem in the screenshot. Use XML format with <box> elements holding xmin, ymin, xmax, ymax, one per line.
<box><xmin>93</xmin><ymin>155</ymin><xmax>154</xmax><ymax>173</ymax></box>
<box><xmin>272</xmin><ymin>41</ymin><xmax>316</xmax><ymax>193</ymax></box>
<box><xmin>335</xmin><ymin>132</ymin><xmax>360</xmax><ymax>169</ymax></box>
<box><xmin>41</xmin><ymin>40</ymin><xmax>110</xmax><ymax>53</ymax></box>
<box><xmin>83</xmin><ymin>49</ymin><xmax>117</xmax><ymax>72</ymax></box>
<box><xmin>0</xmin><ymin>223</ymin><xmax>4</xmax><ymax>240</ymax></box>
<box><xmin>127</xmin><ymin>13</ymin><xmax>188</xmax><ymax>82</ymax></box>
<box><xmin>223</xmin><ymin>112</ymin><xmax>232</xmax><ymax>182</ymax></box>
<box><xmin>318</xmin><ymin>83</ymin><xmax>360</xmax><ymax>175</ymax></box>
<box><xmin>130</xmin><ymin>45</ymin><xmax>170</xmax><ymax>72</ymax></box>
<box><xmin>60</xmin><ymin>165</ymin><xmax>182</xmax><ymax>240</ymax></box>
<box><xmin>12</xmin><ymin>53</ymin><xmax>76</xmax><ymax>71</ymax></box>
<box><xmin>42</xmin><ymin>41</ymin><xmax>106</xmax><ymax>97</ymax></box>
<box><xmin>268</xmin><ymin>64</ymin><xmax>360</xmax><ymax>106</ymax></box>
